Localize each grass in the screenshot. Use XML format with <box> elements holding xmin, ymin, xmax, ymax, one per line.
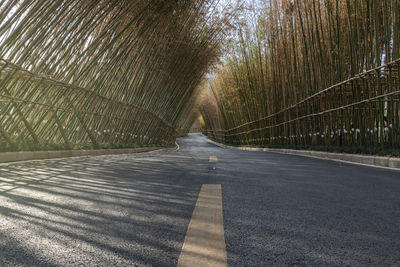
<box><xmin>210</xmin><ymin>137</ymin><xmax>400</xmax><ymax>157</ymax></box>
<box><xmin>0</xmin><ymin>141</ymin><xmax>173</xmax><ymax>153</ymax></box>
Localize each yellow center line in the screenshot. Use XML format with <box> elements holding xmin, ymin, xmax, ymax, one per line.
<box><xmin>177</xmin><ymin>184</ymin><xmax>227</xmax><ymax>267</ymax></box>
<box><xmin>209</xmin><ymin>156</ymin><xmax>218</xmax><ymax>163</ymax></box>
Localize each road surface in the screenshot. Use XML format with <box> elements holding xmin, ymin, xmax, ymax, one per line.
<box><xmin>1</xmin><ymin>133</ymin><xmax>399</xmax><ymax>266</ymax></box>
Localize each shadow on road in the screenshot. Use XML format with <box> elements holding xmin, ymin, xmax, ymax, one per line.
<box><xmin>0</xmin><ymin>150</ymin><xmax>212</xmax><ymax>266</ymax></box>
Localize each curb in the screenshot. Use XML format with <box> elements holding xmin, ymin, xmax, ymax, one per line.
<box><xmin>206</xmin><ymin>138</ymin><xmax>400</xmax><ymax>170</ymax></box>
<box><xmin>0</xmin><ymin>147</ymin><xmax>164</xmax><ymax>164</ymax></box>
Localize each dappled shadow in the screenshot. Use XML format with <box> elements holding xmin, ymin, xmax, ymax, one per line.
<box><xmin>0</xmin><ymin>147</ymin><xmax>216</xmax><ymax>266</ymax></box>
<box><xmin>3</xmin><ymin>133</ymin><xmax>399</xmax><ymax>266</ymax></box>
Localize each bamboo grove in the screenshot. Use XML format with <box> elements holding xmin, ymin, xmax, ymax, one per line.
<box><xmin>0</xmin><ymin>0</ymin><xmax>224</xmax><ymax>151</ymax></box>
<box><xmin>201</xmin><ymin>0</ymin><xmax>400</xmax><ymax>154</ymax></box>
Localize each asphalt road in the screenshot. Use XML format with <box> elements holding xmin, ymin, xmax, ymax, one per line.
<box><xmin>1</xmin><ymin>133</ymin><xmax>399</xmax><ymax>266</ymax></box>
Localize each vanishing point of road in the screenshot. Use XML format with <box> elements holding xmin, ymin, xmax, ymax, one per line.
<box><xmin>1</xmin><ymin>134</ymin><xmax>399</xmax><ymax>266</ymax></box>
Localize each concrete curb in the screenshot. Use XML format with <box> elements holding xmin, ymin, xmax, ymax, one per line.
<box><xmin>206</xmin><ymin>138</ymin><xmax>400</xmax><ymax>170</ymax></box>
<box><xmin>0</xmin><ymin>147</ymin><xmax>164</xmax><ymax>164</ymax></box>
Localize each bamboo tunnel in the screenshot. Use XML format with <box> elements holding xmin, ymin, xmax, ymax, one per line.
<box><xmin>201</xmin><ymin>0</ymin><xmax>400</xmax><ymax>154</ymax></box>
<box><xmin>0</xmin><ymin>0</ymin><xmax>225</xmax><ymax>151</ymax></box>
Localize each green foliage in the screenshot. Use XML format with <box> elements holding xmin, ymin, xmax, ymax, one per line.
<box><xmin>201</xmin><ymin>0</ymin><xmax>400</xmax><ymax>153</ymax></box>
<box><xmin>0</xmin><ymin>0</ymin><xmax>226</xmax><ymax>151</ymax></box>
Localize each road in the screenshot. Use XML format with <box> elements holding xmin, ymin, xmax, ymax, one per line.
<box><xmin>1</xmin><ymin>133</ymin><xmax>399</xmax><ymax>266</ymax></box>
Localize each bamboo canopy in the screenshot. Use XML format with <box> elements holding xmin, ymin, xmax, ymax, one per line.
<box><xmin>0</xmin><ymin>0</ymin><xmax>224</xmax><ymax>151</ymax></box>
<box><xmin>201</xmin><ymin>0</ymin><xmax>400</xmax><ymax>154</ymax></box>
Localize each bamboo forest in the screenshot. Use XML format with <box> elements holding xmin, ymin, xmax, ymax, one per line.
<box><xmin>0</xmin><ymin>0</ymin><xmax>224</xmax><ymax>151</ymax></box>
<box><xmin>0</xmin><ymin>0</ymin><xmax>399</xmax><ymax>155</ymax></box>
<box><xmin>201</xmin><ymin>0</ymin><xmax>400</xmax><ymax>155</ymax></box>
<box><xmin>1</xmin><ymin>1</ymin><xmax>400</xmax><ymax>266</ymax></box>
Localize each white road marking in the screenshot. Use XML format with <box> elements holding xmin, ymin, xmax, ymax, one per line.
<box><xmin>177</xmin><ymin>184</ymin><xmax>227</xmax><ymax>267</ymax></box>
